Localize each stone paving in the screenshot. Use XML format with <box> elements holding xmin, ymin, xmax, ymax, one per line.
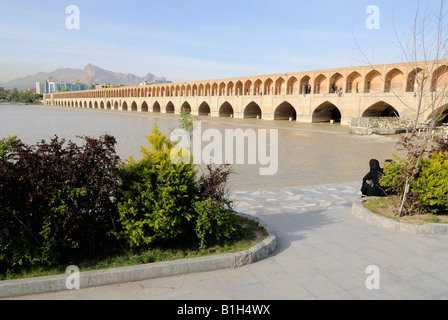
<box><xmin>9</xmin><ymin>181</ymin><xmax>448</xmax><ymax>300</ymax></box>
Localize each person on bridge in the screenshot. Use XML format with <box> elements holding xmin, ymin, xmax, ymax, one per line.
<box><xmin>361</xmin><ymin>159</ymin><xmax>386</xmax><ymax>198</ymax></box>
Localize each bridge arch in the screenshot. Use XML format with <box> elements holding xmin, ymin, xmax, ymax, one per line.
<box><xmin>428</xmin><ymin>104</ymin><xmax>448</xmax><ymax>126</ymax></box>
<box><xmin>287</xmin><ymin>76</ymin><xmax>299</xmax><ymax>95</ymax></box>
<box><xmin>141</xmin><ymin>102</ymin><xmax>148</xmax><ymax>112</ymax></box>
<box><xmin>166</xmin><ymin>102</ymin><xmax>175</xmax><ymax>114</ymax></box>
<box><xmin>244</xmin><ymin>80</ymin><xmax>252</xmax><ymax>96</ymax></box>
<box><xmin>314</xmin><ymin>74</ymin><xmax>327</xmax><ymax>94</ymax></box>
<box><xmin>264</xmin><ymin>78</ymin><xmax>273</xmax><ymax>95</ymax></box>
<box><xmin>312</xmin><ymin>102</ymin><xmax>342</xmax><ymax>123</ymax></box>
<box><xmin>219</xmin><ymin>82</ymin><xmax>226</xmax><ymax>96</ymax></box>
<box><xmin>122</xmin><ymin>102</ymin><xmax>128</xmax><ymax>111</ymax></box>
<box><xmin>406</xmin><ymin>68</ymin><xmax>424</xmax><ymax>92</ymax></box>
<box><xmin>227</xmin><ymin>82</ymin><xmax>234</xmax><ymax>96</ymax></box>
<box><xmin>106</xmin><ymin>101</ymin><xmax>111</xmax><ymax>109</ymax></box>
<box><xmin>385</xmin><ymin>68</ymin><xmax>405</xmax><ymax>93</ymax></box>
<box><xmin>300</xmin><ymin>75</ymin><xmax>311</xmax><ymax>94</ymax></box>
<box><xmin>198</xmin><ymin>84</ymin><xmax>204</xmax><ymax>96</ymax></box>
<box><xmin>362</xmin><ymin>101</ymin><xmax>399</xmax><ymax>118</ymax></box>
<box><xmin>198</xmin><ymin>102</ymin><xmax>211</xmax><ymax>116</ymax></box>
<box><xmin>330</xmin><ymin>73</ymin><xmax>344</xmax><ymax>93</ymax></box>
<box><xmin>365</xmin><ymin>70</ymin><xmax>383</xmax><ymax>93</ymax></box>
<box><xmin>274</xmin><ymin>102</ymin><xmax>297</xmax><ymax>121</ymax></box>
<box><xmin>254</xmin><ymin>79</ymin><xmax>263</xmax><ymax>95</ymax></box>
<box><xmin>181</xmin><ymin>102</ymin><xmax>191</xmax><ymax>114</ymax></box>
<box><xmin>219</xmin><ymin>102</ymin><xmax>234</xmax><ymax>117</ymax></box>
<box><xmin>346</xmin><ymin>72</ymin><xmax>362</xmax><ymax>93</ymax></box>
<box><xmin>153</xmin><ymin>101</ymin><xmax>161</xmax><ymax>113</ymax></box>
<box><xmin>432</xmin><ymin>65</ymin><xmax>448</xmax><ymax>92</ymax></box>
<box><xmin>275</xmin><ymin>77</ymin><xmax>286</xmax><ymax>95</ymax></box>
<box><xmin>244</xmin><ymin>102</ymin><xmax>262</xmax><ymax>119</ymax></box>
<box><xmin>235</xmin><ymin>81</ymin><xmax>243</xmax><ymax>96</ymax></box>
<box><xmin>131</xmin><ymin>101</ymin><xmax>138</xmax><ymax>112</ymax></box>
<box><xmin>114</xmin><ymin>101</ymin><xmax>119</xmax><ymax>110</ymax></box>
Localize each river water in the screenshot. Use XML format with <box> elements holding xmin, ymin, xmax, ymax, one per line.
<box><xmin>0</xmin><ymin>104</ymin><xmax>402</xmax><ymax>191</ymax></box>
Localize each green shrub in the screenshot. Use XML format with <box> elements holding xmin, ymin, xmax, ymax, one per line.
<box><xmin>113</xmin><ymin>125</ymin><xmax>198</xmax><ymax>248</ymax></box>
<box><xmin>412</xmin><ymin>151</ymin><xmax>448</xmax><ymax>215</ymax></box>
<box><xmin>0</xmin><ymin>136</ymin><xmax>20</xmax><ymax>160</ymax></box>
<box><xmin>380</xmin><ymin>156</ymin><xmax>408</xmax><ymax>196</ymax></box>
<box><xmin>193</xmin><ymin>200</ymin><xmax>239</xmax><ymax>249</ymax></box>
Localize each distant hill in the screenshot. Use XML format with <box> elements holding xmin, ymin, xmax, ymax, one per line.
<box><xmin>1</xmin><ymin>64</ymin><xmax>168</xmax><ymax>89</ymax></box>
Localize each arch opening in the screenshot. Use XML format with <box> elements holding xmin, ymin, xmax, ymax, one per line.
<box><xmin>219</xmin><ymin>102</ymin><xmax>234</xmax><ymax>118</ymax></box>
<box><xmin>244</xmin><ymin>102</ymin><xmax>262</xmax><ymax>119</ymax></box>
<box><xmin>198</xmin><ymin>102</ymin><xmax>211</xmax><ymax>116</ymax></box>
<box><xmin>181</xmin><ymin>102</ymin><xmax>191</xmax><ymax>114</ymax></box>
<box><xmin>362</xmin><ymin>101</ymin><xmax>399</xmax><ymax>118</ymax></box>
<box><xmin>312</xmin><ymin>102</ymin><xmax>341</xmax><ymax>123</ymax></box>
<box><xmin>153</xmin><ymin>102</ymin><xmax>161</xmax><ymax>113</ymax></box>
<box><xmin>166</xmin><ymin>102</ymin><xmax>175</xmax><ymax>114</ymax></box>
<box><xmin>141</xmin><ymin>102</ymin><xmax>148</xmax><ymax>112</ymax></box>
<box><xmin>274</xmin><ymin>102</ymin><xmax>297</xmax><ymax>121</ymax></box>
<box><xmin>429</xmin><ymin>104</ymin><xmax>448</xmax><ymax>126</ymax></box>
<box><xmin>346</xmin><ymin>72</ymin><xmax>362</xmax><ymax>93</ymax></box>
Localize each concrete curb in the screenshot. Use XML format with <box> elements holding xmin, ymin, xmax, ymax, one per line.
<box><xmin>0</xmin><ymin>214</ymin><xmax>277</xmax><ymax>299</ymax></box>
<box><xmin>351</xmin><ymin>200</ymin><xmax>448</xmax><ymax>236</ymax></box>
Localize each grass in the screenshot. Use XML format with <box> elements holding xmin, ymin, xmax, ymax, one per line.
<box><xmin>0</xmin><ymin>215</ymin><xmax>268</xmax><ymax>281</ymax></box>
<box><xmin>363</xmin><ymin>196</ymin><xmax>448</xmax><ymax>225</ymax></box>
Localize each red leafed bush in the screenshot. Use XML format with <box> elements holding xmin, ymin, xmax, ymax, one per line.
<box><xmin>0</xmin><ymin>135</ymin><xmax>120</xmax><ymax>272</ymax></box>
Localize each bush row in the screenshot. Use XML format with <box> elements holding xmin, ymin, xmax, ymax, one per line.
<box><xmin>0</xmin><ymin>126</ymin><xmax>240</xmax><ymax>274</ymax></box>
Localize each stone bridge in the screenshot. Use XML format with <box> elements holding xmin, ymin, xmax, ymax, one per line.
<box><xmin>44</xmin><ymin>60</ymin><xmax>448</xmax><ymax>126</ymax></box>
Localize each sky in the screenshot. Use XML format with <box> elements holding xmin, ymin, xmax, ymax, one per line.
<box><xmin>0</xmin><ymin>0</ymin><xmax>445</xmax><ymax>84</ymax></box>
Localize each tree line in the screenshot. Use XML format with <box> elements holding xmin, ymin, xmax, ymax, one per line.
<box><xmin>0</xmin><ymin>88</ymin><xmax>43</xmax><ymax>104</ymax></box>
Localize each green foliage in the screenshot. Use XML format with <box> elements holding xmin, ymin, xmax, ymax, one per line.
<box><xmin>380</xmin><ymin>157</ymin><xmax>407</xmax><ymax>196</ymax></box>
<box><xmin>113</xmin><ymin>125</ymin><xmax>199</xmax><ymax>248</ymax></box>
<box><xmin>412</xmin><ymin>152</ymin><xmax>448</xmax><ymax>215</ymax></box>
<box><xmin>178</xmin><ymin>108</ymin><xmax>200</xmax><ymax>137</ymax></box>
<box><xmin>0</xmin><ymin>124</ymin><xmax>241</xmax><ymax>275</ymax></box>
<box><xmin>193</xmin><ymin>200</ymin><xmax>239</xmax><ymax>250</ymax></box>
<box><xmin>0</xmin><ymin>136</ymin><xmax>20</xmax><ymax>160</ymax></box>
<box><xmin>381</xmin><ymin>151</ymin><xmax>448</xmax><ymax>215</ymax></box>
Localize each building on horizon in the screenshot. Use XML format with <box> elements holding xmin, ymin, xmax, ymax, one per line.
<box><xmin>36</xmin><ymin>81</ymin><xmax>89</xmax><ymax>94</ymax></box>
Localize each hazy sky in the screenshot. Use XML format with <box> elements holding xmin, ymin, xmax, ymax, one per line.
<box><xmin>0</xmin><ymin>0</ymin><xmax>445</xmax><ymax>84</ymax></box>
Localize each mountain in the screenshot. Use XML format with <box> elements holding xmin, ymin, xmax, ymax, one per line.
<box><xmin>1</xmin><ymin>64</ymin><xmax>168</xmax><ymax>89</ymax></box>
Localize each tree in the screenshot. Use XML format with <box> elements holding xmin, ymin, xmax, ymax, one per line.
<box><xmin>356</xmin><ymin>0</ymin><xmax>448</xmax><ymax>216</ymax></box>
<box><xmin>0</xmin><ymin>88</ymin><xmax>7</xmax><ymax>100</ymax></box>
<box><xmin>8</xmin><ymin>88</ymin><xmax>19</xmax><ymax>101</ymax></box>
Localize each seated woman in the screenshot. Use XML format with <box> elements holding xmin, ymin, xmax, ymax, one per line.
<box><xmin>361</xmin><ymin>159</ymin><xmax>386</xmax><ymax>197</ymax></box>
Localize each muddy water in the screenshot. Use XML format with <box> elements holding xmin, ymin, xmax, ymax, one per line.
<box><xmin>0</xmin><ymin>104</ymin><xmax>401</xmax><ymax>191</ymax></box>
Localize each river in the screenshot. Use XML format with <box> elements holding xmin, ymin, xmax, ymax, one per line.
<box><xmin>0</xmin><ymin>103</ymin><xmax>401</xmax><ymax>191</ymax></box>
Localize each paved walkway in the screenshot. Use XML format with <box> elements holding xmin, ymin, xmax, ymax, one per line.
<box><xmin>10</xmin><ymin>181</ymin><xmax>448</xmax><ymax>300</ymax></box>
